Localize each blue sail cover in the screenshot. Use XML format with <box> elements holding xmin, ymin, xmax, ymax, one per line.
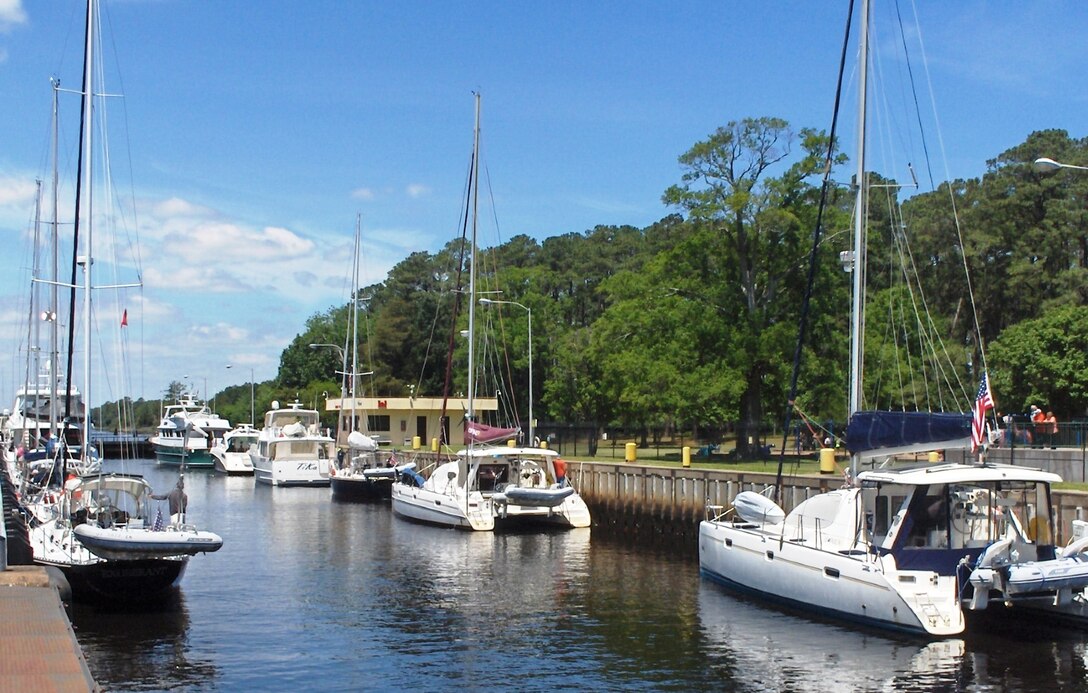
<box><xmin>846</xmin><ymin>411</ymin><xmax>972</xmax><ymax>455</ymax></box>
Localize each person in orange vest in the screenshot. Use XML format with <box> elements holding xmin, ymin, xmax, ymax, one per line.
<box><xmin>554</xmin><ymin>458</ymin><xmax>567</xmax><ymax>488</ymax></box>
<box><xmin>1031</xmin><ymin>405</ymin><xmax>1046</xmax><ymax>448</ymax></box>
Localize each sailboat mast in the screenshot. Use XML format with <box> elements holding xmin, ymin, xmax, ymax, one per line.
<box><xmin>49</xmin><ymin>78</ymin><xmax>61</xmax><ymax>436</ymax></box>
<box><xmin>466</xmin><ymin>92</ymin><xmax>481</xmax><ymax>428</ymax></box>
<box><xmin>27</xmin><ymin>180</ymin><xmax>43</xmax><ymax>413</ymax></box>
<box><xmin>350</xmin><ymin>213</ymin><xmax>361</xmax><ymax>434</ymax></box>
<box><xmin>79</xmin><ymin>0</ymin><xmax>97</xmax><ymax>468</ymax></box>
<box><xmin>848</xmin><ymin>0</ymin><xmax>869</xmax><ymax>421</ymax></box>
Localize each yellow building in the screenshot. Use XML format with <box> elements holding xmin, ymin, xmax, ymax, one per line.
<box><xmin>320</xmin><ymin>396</ymin><xmax>500</xmax><ymax>448</ymax></box>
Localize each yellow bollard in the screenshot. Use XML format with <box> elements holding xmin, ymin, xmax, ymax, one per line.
<box><xmin>507</xmin><ymin>439</ymin><xmax>516</xmax><ymax>447</ymax></box>
<box><xmin>540</xmin><ymin>439</ymin><xmax>548</xmax><ymax>449</ymax></box>
<box><xmin>928</xmin><ymin>450</ymin><xmax>940</xmax><ymax>463</ymax></box>
<box><xmin>819</xmin><ymin>447</ymin><xmax>835</xmax><ymax>474</ymax></box>
<box><xmin>431</xmin><ymin>437</ymin><xmax>439</xmax><ymax>452</ymax></box>
<box><xmin>412</xmin><ymin>436</ymin><xmax>421</xmax><ymax>450</ymax></box>
<box><xmin>682</xmin><ymin>446</ymin><xmax>691</xmax><ymax>468</ymax></box>
<box><xmin>625</xmin><ymin>442</ymin><xmax>637</xmax><ymax>463</ymax></box>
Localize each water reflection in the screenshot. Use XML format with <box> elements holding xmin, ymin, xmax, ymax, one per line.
<box><xmin>68</xmin><ymin>459</ymin><xmax>1088</xmax><ymax>692</ymax></box>
<box><xmin>70</xmin><ymin>593</ymin><xmax>218</xmax><ymax>691</ymax></box>
<box><xmin>697</xmin><ymin>585</ymin><xmax>964</xmax><ymax>691</ymax></box>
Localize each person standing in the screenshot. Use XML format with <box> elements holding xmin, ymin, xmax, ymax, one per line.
<box><xmin>1045</xmin><ymin>411</ymin><xmax>1059</xmax><ymax>449</ymax></box>
<box><xmin>1031</xmin><ymin>405</ymin><xmax>1046</xmax><ymax>448</ymax></box>
<box><xmin>152</xmin><ymin>477</ymin><xmax>188</xmax><ymax>525</ymax></box>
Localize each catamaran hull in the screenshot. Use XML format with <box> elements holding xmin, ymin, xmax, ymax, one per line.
<box><xmin>698</xmin><ymin>520</ymin><xmax>965</xmax><ymax>636</ymax></box>
<box><xmin>390</xmin><ymin>485</ymin><xmax>494</xmax><ymax>531</ymax></box>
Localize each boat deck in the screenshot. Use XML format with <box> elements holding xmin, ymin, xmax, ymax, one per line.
<box><xmin>0</xmin><ymin>566</ymin><xmax>98</xmax><ymax>692</ymax></box>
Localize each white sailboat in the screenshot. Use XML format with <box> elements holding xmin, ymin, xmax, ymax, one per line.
<box><xmin>328</xmin><ymin>215</ymin><xmax>412</xmax><ymax>500</ymax></box>
<box><xmin>391</xmin><ymin>93</ymin><xmax>590</xmax><ymax>531</ymax></box>
<box><xmin>698</xmin><ymin>0</ymin><xmax>1088</xmax><ymax>636</ymax></box>
<box><xmin>28</xmin><ymin>0</ymin><xmax>222</xmax><ymax>603</ymax></box>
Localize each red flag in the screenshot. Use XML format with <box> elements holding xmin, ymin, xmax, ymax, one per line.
<box><xmin>121</xmin><ymin>309</ymin><xmax>128</xmax><ymax>327</ymax></box>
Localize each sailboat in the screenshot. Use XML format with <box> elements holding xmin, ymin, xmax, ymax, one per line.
<box><xmin>27</xmin><ymin>0</ymin><xmax>222</xmax><ymax>603</ymax></box>
<box><xmin>328</xmin><ymin>215</ymin><xmax>414</xmax><ymax>500</ymax></box>
<box><xmin>390</xmin><ymin>93</ymin><xmax>590</xmax><ymax>531</ymax></box>
<box><xmin>4</xmin><ymin>82</ymin><xmax>100</xmax><ymax>486</ymax></box>
<box><xmin>698</xmin><ymin>0</ymin><xmax>1088</xmax><ymax>636</ymax></box>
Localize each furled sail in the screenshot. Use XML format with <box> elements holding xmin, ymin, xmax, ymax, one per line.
<box><xmin>846</xmin><ymin>411</ymin><xmax>972</xmax><ymax>458</ymax></box>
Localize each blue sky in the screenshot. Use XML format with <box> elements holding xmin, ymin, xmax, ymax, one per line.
<box><xmin>0</xmin><ymin>1</ymin><xmax>1086</xmax><ymax>408</ymax></box>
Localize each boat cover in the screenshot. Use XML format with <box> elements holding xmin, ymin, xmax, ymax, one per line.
<box><xmin>846</xmin><ymin>410</ymin><xmax>971</xmax><ymax>455</ymax></box>
<box><xmin>732</xmin><ymin>491</ymin><xmax>785</xmax><ymax>525</ymax></box>
<box><xmin>464</xmin><ymin>421</ymin><xmax>521</xmax><ymax>445</ymax></box>
<box><xmin>347</xmin><ymin>431</ymin><xmax>379</xmax><ymax>451</ymax></box>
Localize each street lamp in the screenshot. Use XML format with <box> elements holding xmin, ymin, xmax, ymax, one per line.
<box><xmin>1034</xmin><ymin>157</ymin><xmax>1088</xmax><ymax>173</ymax></box>
<box><xmin>226</xmin><ymin>364</ymin><xmax>255</xmax><ymax>425</ymax></box>
<box><xmin>478</xmin><ymin>297</ymin><xmax>534</xmax><ymax>445</ymax></box>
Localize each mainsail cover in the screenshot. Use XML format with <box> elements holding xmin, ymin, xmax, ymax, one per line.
<box><xmin>464</xmin><ymin>421</ymin><xmax>520</xmax><ymax>445</ymax></box>
<box><xmin>846</xmin><ymin>411</ymin><xmax>972</xmax><ymax>457</ymax></box>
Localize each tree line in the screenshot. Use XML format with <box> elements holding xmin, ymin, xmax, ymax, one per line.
<box><xmin>96</xmin><ymin>123</ymin><xmax>1088</xmax><ymax>455</ymax></box>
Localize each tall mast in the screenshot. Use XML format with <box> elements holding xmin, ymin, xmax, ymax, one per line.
<box><xmin>350</xmin><ymin>213</ymin><xmax>361</xmax><ymax>435</ymax></box>
<box><xmin>79</xmin><ymin>0</ymin><xmax>97</xmax><ymax>468</ymax></box>
<box><xmin>848</xmin><ymin>0</ymin><xmax>869</xmax><ymax>420</ymax></box>
<box><xmin>27</xmin><ymin>180</ymin><xmax>43</xmax><ymax>412</ymax></box>
<box><xmin>466</xmin><ymin>92</ymin><xmax>481</xmax><ymax>430</ymax></box>
<box><xmin>49</xmin><ymin>78</ymin><xmax>61</xmax><ymax>436</ymax></box>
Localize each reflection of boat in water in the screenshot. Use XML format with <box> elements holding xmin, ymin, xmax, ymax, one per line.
<box><xmin>697</xmin><ymin>584</ymin><xmax>966</xmax><ymax>690</ymax></box>
<box><xmin>69</xmin><ymin>593</ymin><xmax>218</xmax><ymax>690</ymax></box>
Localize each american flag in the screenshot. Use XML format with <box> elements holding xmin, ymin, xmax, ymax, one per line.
<box><xmin>153</xmin><ymin>507</ymin><xmax>164</xmax><ymax>532</ymax></box>
<box><xmin>972</xmin><ymin>373</ymin><xmax>995</xmax><ymax>452</ymax></box>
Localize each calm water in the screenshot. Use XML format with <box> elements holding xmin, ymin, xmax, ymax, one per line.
<box><xmin>67</xmin><ymin>458</ymin><xmax>1088</xmax><ymax>692</ymax></box>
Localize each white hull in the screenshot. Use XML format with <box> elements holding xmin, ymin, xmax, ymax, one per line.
<box><xmin>252</xmin><ymin>456</ymin><xmax>331</xmax><ymax>487</ymax></box>
<box><xmin>212</xmin><ymin>450</ymin><xmax>254</xmax><ymax>475</ymax></box>
<box><xmin>73</xmin><ymin>523</ymin><xmax>223</xmax><ymax>560</ymax></box>
<box><xmin>698</xmin><ymin>519</ymin><xmax>964</xmax><ymax>636</ymax></box>
<box><xmin>391</xmin><ymin>482</ymin><xmax>494</xmax><ymax>530</ymax></box>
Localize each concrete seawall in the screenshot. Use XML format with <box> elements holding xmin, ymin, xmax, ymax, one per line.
<box><xmin>567</xmin><ymin>458</ymin><xmax>1088</xmax><ymax>555</ymax></box>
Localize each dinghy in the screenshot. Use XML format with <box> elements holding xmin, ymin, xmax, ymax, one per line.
<box><xmin>74</xmin><ymin>522</ymin><xmax>223</xmax><ymax>561</ymax></box>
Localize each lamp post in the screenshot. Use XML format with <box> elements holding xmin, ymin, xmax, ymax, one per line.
<box><xmin>1034</xmin><ymin>157</ymin><xmax>1088</xmax><ymax>173</ymax></box>
<box><xmin>226</xmin><ymin>364</ymin><xmax>255</xmax><ymax>425</ymax></box>
<box><xmin>478</xmin><ymin>297</ymin><xmax>534</xmax><ymax>445</ymax></box>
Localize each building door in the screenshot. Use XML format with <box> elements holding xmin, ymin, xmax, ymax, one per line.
<box><xmin>416</xmin><ymin>416</ymin><xmax>427</xmax><ymax>441</ymax></box>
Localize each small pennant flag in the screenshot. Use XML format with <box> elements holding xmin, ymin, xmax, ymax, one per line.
<box><xmin>121</xmin><ymin>309</ymin><xmax>128</xmax><ymax>327</ymax></box>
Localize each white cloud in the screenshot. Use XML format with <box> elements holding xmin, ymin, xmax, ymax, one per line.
<box><xmin>0</xmin><ymin>174</ymin><xmax>37</xmax><ymax>206</ymax></box>
<box><xmin>351</xmin><ymin>187</ymin><xmax>375</xmax><ymax>200</ymax></box>
<box><xmin>406</xmin><ymin>183</ymin><xmax>431</xmax><ymax>198</ymax></box>
<box><xmin>0</xmin><ymin>1</ymin><xmax>27</xmax><ymax>31</ymax></box>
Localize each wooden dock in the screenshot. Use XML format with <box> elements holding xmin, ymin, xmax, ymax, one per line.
<box><xmin>0</xmin><ymin>566</ymin><xmax>98</xmax><ymax>692</ymax></box>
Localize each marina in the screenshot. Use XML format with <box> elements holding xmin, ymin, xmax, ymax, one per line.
<box><xmin>5</xmin><ymin>457</ymin><xmax>1088</xmax><ymax>690</ymax></box>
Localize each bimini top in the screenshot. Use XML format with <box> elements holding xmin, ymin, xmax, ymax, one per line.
<box><xmin>858</xmin><ymin>462</ymin><xmax>1061</xmax><ymax>487</ymax></box>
